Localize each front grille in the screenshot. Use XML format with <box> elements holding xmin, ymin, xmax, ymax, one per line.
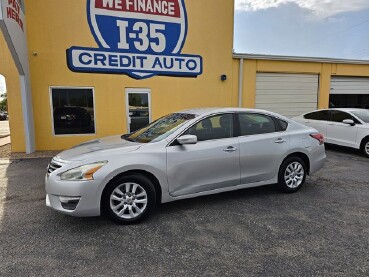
<box><xmin>47</xmin><ymin>160</ymin><xmax>62</xmax><ymax>174</ymax></box>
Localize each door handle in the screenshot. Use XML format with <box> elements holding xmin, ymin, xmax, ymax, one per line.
<box><xmin>223</xmin><ymin>146</ymin><xmax>237</xmax><ymax>152</ymax></box>
<box><xmin>275</xmin><ymin>138</ymin><xmax>286</xmax><ymax>144</ymax></box>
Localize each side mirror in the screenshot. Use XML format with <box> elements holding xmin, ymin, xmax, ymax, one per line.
<box><xmin>177</xmin><ymin>135</ymin><xmax>198</xmax><ymax>145</ymax></box>
<box><xmin>343</xmin><ymin>119</ymin><xmax>355</xmax><ymax>126</ymax></box>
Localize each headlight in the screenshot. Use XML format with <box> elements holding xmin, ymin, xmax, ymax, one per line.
<box><xmin>60</xmin><ymin>161</ymin><xmax>107</xmax><ymax>181</ymax></box>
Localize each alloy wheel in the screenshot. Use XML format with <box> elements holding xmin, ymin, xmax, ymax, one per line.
<box><xmin>284</xmin><ymin>162</ymin><xmax>305</xmax><ymax>189</ymax></box>
<box><xmin>110</xmin><ymin>182</ymin><xmax>148</xmax><ymax>219</ymax></box>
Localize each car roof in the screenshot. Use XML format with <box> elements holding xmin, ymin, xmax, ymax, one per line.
<box><xmin>178</xmin><ymin>107</ymin><xmax>285</xmax><ymax>118</ymax></box>
<box><xmin>307</xmin><ymin>108</ymin><xmax>367</xmax><ymax>113</ymax></box>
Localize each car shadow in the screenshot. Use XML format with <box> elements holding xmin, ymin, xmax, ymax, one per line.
<box><xmin>324</xmin><ymin>143</ymin><xmax>364</xmax><ymax>158</ymax></box>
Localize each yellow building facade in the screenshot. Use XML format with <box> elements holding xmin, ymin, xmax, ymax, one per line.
<box><xmin>1</xmin><ymin>0</ymin><xmax>369</xmax><ymax>153</ymax></box>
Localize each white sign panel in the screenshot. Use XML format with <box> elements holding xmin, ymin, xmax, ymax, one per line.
<box><xmin>0</xmin><ymin>0</ymin><xmax>29</xmax><ymax>75</ymax></box>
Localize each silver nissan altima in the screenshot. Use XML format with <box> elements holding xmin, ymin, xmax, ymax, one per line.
<box><xmin>45</xmin><ymin>108</ymin><xmax>326</xmax><ymax>223</ymax></box>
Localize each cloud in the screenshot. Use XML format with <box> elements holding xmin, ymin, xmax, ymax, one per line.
<box><xmin>235</xmin><ymin>0</ymin><xmax>369</xmax><ymax>17</ymax></box>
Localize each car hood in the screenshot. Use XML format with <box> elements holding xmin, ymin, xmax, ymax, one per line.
<box><xmin>57</xmin><ymin>135</ymin><xmax>142</xmax><ymax>161</ymax></box>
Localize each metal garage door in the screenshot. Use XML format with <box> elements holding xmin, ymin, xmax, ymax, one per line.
<box><xmin>330</xmin><ymin>76</ymin><xmax>369</xmax><ymax>109</ymax></box>
<box><xmin>256</xmin><ymin>73</ymin><xmax>319</xmax><ymax>118</ymax></box>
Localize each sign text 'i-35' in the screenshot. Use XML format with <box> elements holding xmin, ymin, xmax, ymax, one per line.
<box><xmin>67</xmin><ymin>0</ymin><xmax>203</xmax><ymax>79</ymax></box>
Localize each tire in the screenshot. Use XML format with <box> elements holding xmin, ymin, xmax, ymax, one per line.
<box><xmin>361</xmin><ymin>138</ymin><xmax>369</xmax><ymax>158</ymax></box>
<box><xmin>278</xmin><ymin>157</ymin><xmax>307</xmax><ymax>193</ymax></box>
<box><xmin>102</xmin><ymin>174</ymin><xmax>156</xmax><ymax>224</ymax></box>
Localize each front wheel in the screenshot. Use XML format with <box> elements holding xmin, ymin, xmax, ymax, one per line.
<box><xmin>278</xmin><ymin>157</ymin><xmax>307</xmax><ymax>193</ymax></box>
<box><xmin>102</xmin><ymin>174</ymin><xmax>156</xmax><ymax>224</ymax></box>
<box><xmin>361</xmin><ymin>138</ymin><xmax>369</xmax><ymax>158</ymax></box>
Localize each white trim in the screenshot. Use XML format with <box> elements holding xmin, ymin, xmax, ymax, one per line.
<box><xmin>49</xmin><ymin>86</ymin><xmax>97</xmax><ymax>137</ymax></box>
<box><xmin>90</xmin><ymin>0</ymin><xmax>109</xmax><ymax>48</ymax></box>
<box><xmin>173</xmin><ymin>1</ymin><xmax>185</xmax><ymax>53</ymax></box>
<box><xmin>238</xmin><ymin>58</ymin><xmax>243</xmax><ymax>108</ymax></box>
<box><xmin>233</xmin><ymin>53</ymin><xmax>369</xmax><ymax>65</ymax></box>
<box><xmin>125</xmin><ymin>88</ymin><xmax>152</xmax><ymax>133</ymax></box>
<box><xmin>94</xmin><ymin>9</ymin><xmax>182</xmax><ymax>24</ymax></box>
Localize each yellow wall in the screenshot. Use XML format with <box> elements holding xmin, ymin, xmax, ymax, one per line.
<box><xmin>0</xmin><ymin>31</ymin><xmax>26</xmax><ymax>152</ymax></box>
<box><xmin>22</xmin><ymin>0</ymin><xmax>235</xmax><ymax>151</ymax></box>
<box><xmin>233</xmin><ymin>59</ymin><xmax>369</xmax><ymax>110</ymax></box>
<box><xmin>7</xmin><ymin>0</ymin><xmax>369</xmax><ymax>153</ymax></box>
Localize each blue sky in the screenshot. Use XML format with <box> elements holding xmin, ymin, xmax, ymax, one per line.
<box><xmin>234</xmin><ymin>0</ymin><xmax>369</xmax><ymax>59</ymax></box>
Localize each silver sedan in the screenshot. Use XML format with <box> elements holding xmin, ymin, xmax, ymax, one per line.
<box><xmin>45</xmin><ymin>108</ymin><xmax>326</xmax><ymax>223</ymax></box>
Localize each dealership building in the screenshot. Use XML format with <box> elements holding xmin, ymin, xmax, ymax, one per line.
<box><xmin>1</xmin><ymin>0</ymin><xmax>369</xmax><ymax>153</ymax></box>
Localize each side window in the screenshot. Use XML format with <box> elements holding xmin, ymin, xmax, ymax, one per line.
<box><xmin>277</xmin><ymin>119</ymin><xmax>288</xmax><ymax>131</ymax></box>
<box><xmin>184</xmin><ymin>114</ymin><xmax>233</xmax><ymax>142</ymax></box>
<box><xmin>330</xmin><ymin>111</ymin><xmax>355</xmax><ymax>123</ymax></box>
<box><xmin>238</xmin><ymin>113</ymin><xmax>277</xmax><ymax>136</ymax></box>
<box><xmin>304</xmin><ymin>111</ymin><xmax>329</xmax><ymax>121</ymax></box>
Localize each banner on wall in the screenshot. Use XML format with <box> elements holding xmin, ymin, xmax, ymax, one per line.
<box><xmin>67</xmin><ymin>0</ymin><xmax>203</xmax><ymax>79</ymax></box>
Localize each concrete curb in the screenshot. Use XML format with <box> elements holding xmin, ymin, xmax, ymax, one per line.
<box><xmin>0</xmin><ymin>156</ymin><xmax>54</xmax><ymax>162</ymax></box>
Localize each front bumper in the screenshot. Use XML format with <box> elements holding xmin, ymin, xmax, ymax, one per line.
<box><xmin>45</xmin><ymin>174</ymin><xmax>102</xmax><ymax>217</ymax></box>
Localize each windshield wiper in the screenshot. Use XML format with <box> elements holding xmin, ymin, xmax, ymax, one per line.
<box><xmin>121</xmin><ymin>134</ymin><xmax>136</xmax><ymax>142</ymax></box>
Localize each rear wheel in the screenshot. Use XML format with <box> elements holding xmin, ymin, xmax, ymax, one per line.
<box><xmin>278</xmin><ymin>157</ymin><xmax>307</xmax><ymax>193</ymax></box>
<box><xmin>361</xmin><ymin>138</ymin><xmax>369</xmax><ymax>158</ymax></box>
<box><xmin>102</xmin><ymin>174</ymin><xmax>156</xmax><ymax>224</ymax></box>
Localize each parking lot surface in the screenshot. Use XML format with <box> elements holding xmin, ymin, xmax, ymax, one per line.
<box><xmin>0</xmin><ymin>146</ymin><xmax>368</xmax><ymax>276</ymax></box>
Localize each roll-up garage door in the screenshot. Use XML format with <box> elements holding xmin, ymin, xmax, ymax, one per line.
<box><xmin>330</xmin><ymin>76</ymin><xmax>369</xmax><ymax>109</ymax></box>
<box><xmin>256</xmin><ymin>73</ymin><xmax>319</xmax><ymax>118</ymax></box>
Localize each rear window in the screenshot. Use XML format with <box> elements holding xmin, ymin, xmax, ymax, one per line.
<box><xmin>304</xmin><ymin>111</ymin><xmax>329</xmax><ymax>121</ymax></box>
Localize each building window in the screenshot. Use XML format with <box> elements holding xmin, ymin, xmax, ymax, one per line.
<box><xmin>51</xmin><ymin>87</ymin><xmax>95</xmax><ymax>135</ymax></box>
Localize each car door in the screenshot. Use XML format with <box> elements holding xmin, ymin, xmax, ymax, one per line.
<box><xmin>166</xmin><ymin>113</ymin><xmax>240</xmax><ymax>197</ymax></box>
<box><xmin>302</xmin><ymin>110</ymin><xmax>329</xmax><ymax>138</ymax></box>
<box><xmin>237</xmin><ymin>113</ymin><xmax>290</xmax><ymax>184</ymax></box>
<box><xmin>326</xmin><ymin>110</ymin><xmax>359</xmax><ymax>147</ymax></box>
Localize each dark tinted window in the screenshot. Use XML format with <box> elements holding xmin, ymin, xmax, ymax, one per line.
<box><xmin>330</xmin><ymin>94</ymin><xmax>369</xmax><ymax>109</ymax></box>
<box><xmin>278</xmin><ymin>119</ymin><xmax>288</xmax><ymax>131</ymax></box>
<box><xmin>238</xmin><ymin>113</ymin><xmax>277</xmax><ymax>136</ymax></box>
<box><xmin>304</xmin><ymin>111</ymin><xmax>329</xmax><ymax>121</ymax></box>
<box><xmin>52</xmin><ymin>88</ymin><xmax>95</xmax><ymax>135</ymax></box>
<box><xmin>184</xmin><ymin>114</ymin><xmax>233</xmax><ymax>142</ymax></box>
<box><xmin>330</xmin><ymin>111</ymin><xmax>356</xmax><ymax>123</ymax></box>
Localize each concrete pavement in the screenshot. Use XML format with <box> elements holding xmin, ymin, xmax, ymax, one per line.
<box><xmin>0</xmin><ymin>120</ymin><xmax>10</xmax><ymax>138</ymax></box>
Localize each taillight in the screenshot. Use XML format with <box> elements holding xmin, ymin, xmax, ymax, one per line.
<box><xmin>310</xmin><ymin>133</ymin><xmax>324</xmax><ymax>145</ymax></box>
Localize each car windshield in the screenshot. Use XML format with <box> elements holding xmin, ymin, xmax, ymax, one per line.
<box><xmin>123</xmin><ymin>113</ymin><xmax>196</xmax><ymax>143</ymax></box>
<box><xmin>351</xmin><ymin>110</ymin><xmax>369</xmax><ymax>123</ymax></box>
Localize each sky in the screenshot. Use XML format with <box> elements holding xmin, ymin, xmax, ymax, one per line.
<box><xmin>0</xmin><ymin>75</ymin><xmax>6</xmax><ymax>100</ymax></box>
<box><xmin>234</xmin><ymin>0</ymin><xmax>369</xmax><ymax>59</ymax></box>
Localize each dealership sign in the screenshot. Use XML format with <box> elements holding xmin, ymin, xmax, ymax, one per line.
<box><xmin>67</xmin><ymin>0</ymin><xmax>203</xmax><ymax>79</ymax></box>
<box><xmin>0</xmin><ymin>0</ymin><xmax>28</xmax><ymax>74</ymax></box>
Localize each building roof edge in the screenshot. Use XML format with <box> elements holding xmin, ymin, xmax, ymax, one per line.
<box><xmin>233</xmin><ymin>53</ymin><xmax>369</xmax><ymax>65</ymax></box>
